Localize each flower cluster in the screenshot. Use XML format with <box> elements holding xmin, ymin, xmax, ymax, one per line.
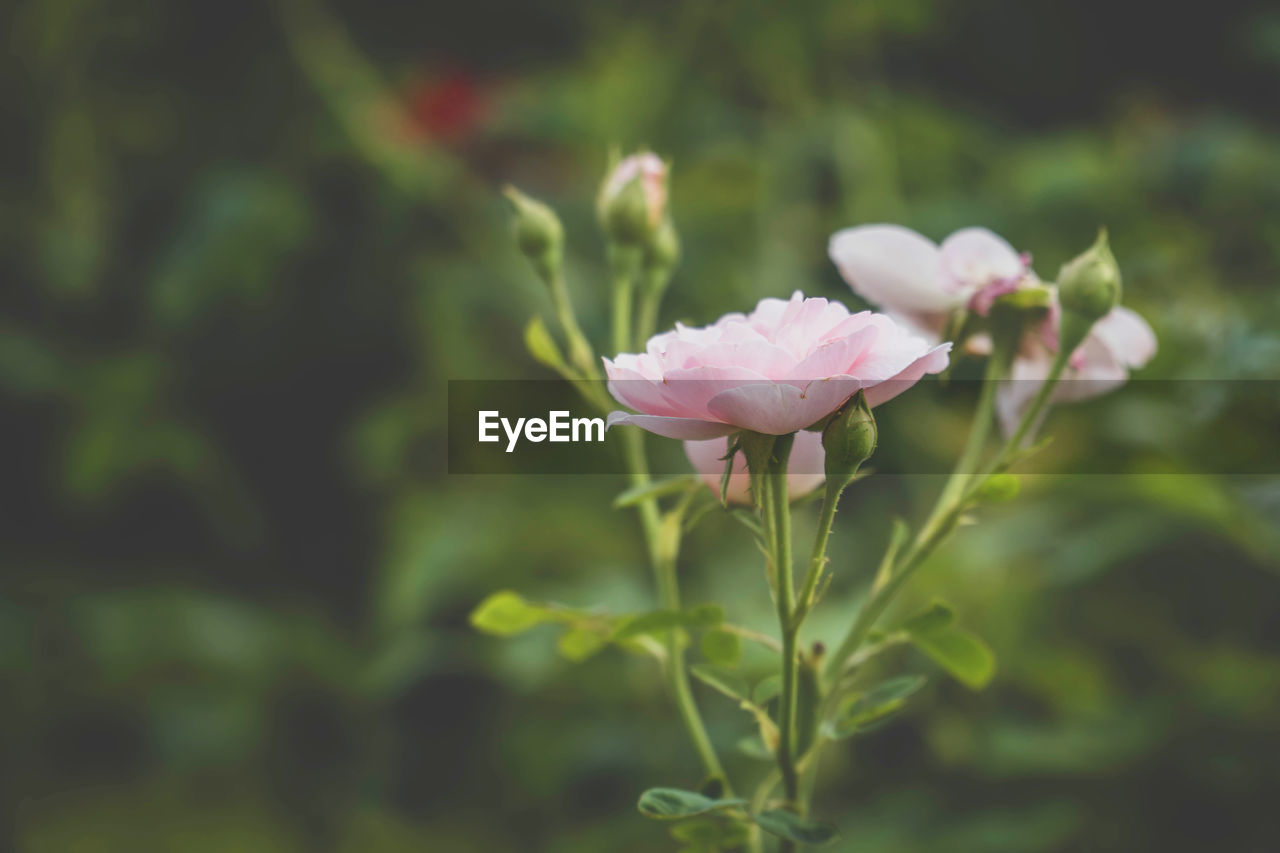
<box><xmin>495</xmin><ymin>155</ymin><xmax>1159</xmax><ymax>847</ymax></box>
<box><xmin>829</xmin><ymin>224</ymin><xmax>1156</xmax><ymax>433</ymax></box>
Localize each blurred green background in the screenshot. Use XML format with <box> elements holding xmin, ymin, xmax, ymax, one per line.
<box><xmin>3</xmin><ymin>0</ymin><xmax>1280</xmax><ymax>850</ymax></box>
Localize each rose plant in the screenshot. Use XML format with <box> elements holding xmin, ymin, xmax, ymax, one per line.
<box><xmin>475</xmin><ymin>154</ymin><xmax>1155</xmax><ymax>851</ymax></box>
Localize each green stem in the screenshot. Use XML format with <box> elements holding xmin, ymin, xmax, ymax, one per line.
<box><xmin>611</xmin><ymin>245</ymin><xmax>726</xmax><ymax>788</ymax></box>
<box><xmin>794</xmin><ymin>478</ymin><xmax>845</xmax><ymax>627</ymax></box>
<box><xmin>826</xmin><ymin>338</ymin><xmax>1068</xmax><ymax>681</ymax></box>
<box><xmin>763</xmin><ymin>436</ymin><xmax>800</xmax><ymax>822</ymax></box>
<box><xmin>634</xmin><ymin>267</ymin><xmax>672</xmax><ymax>345</ymax></box>
<box><xmin>918</xmin><ymin>335</ymin><xmax>1011</xmax><ymax>542</ymax></box>
<box><xmin>975</xmin><ymin>346</ymin><xmax>1071</xmax><ymax>484</ymax></box>
<box><xmin>546</xmin><ymin>265</ymin><xmax>598</xmax><ymax>379</ymax></box>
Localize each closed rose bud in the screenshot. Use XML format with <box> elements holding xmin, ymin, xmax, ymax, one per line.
<box><xmin>1057</xmin><ymin>229</ymin><xmax>1121</xmax><ymax>352</ymax></box>
<box><xmin>503</xmin><ymin>185</ymin><xmax>563</xmax><ymax>273</ymax></box>
<box><xmin>598</xmin><ymin>152</ymin><xmax>667</xmax><ymax>245</ymax></box>
<box><xmin>822</xmin><ymin>391</ymin><xmax>877</xmax><ymax>489</ymax></box>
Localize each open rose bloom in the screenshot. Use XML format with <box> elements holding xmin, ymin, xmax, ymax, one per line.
<box><xmin>829</xmin><ymin>224</ymin><xmax>1156</xmax><ymax>434</ymax></box>
<box><xmin>605</xmin><ymin>292</ymin><xmax>950</xmax><ymax>443</ymax></box>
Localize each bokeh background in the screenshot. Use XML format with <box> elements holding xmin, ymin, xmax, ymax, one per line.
<box><xmin>4</xmin><ymin>0</ymin><xmax>1280</xmax><ymax>850</ymax></box>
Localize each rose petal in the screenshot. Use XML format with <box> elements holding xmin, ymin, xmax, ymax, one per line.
<box><xmin>605</xmin><ymin>411</ymin><xmax>737</xmax><ymax>440</ymax></box>
<box><xmin>829</xmin><ymin>225</ymin><xmax>960</xmax><ymax>314</ymax></box>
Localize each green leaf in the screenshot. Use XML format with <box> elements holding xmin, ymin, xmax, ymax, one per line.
<box><xmin>613</xmin><ymin>475</ymin><xmax>699</xmax><ymax>509</ymax></box>
<box><xmin>910</xmin><ymin>626</ymin><xmax>996</xmax><ymax>689</ymax></box>
<box><xmin>636</xmin><ymin>788</ymin><xmax>747</xmax><ymax>820</ymax></box>
<box><xmin>736</xmin><ymin>734</ymin><xmax>774</xmax><ymax>761</ymax></box>
<box><xmin>900</xmin><ymin>599</ymin><xmax>956</xmax><ymax>634</ymax></box>
<box><xmin>700</xmin><ymin>629</ymin><xmax>742</xmax><ymax>667</ymax></box>
<box><xmin>825</xmin><ymin>675</ymin><xmax>926</xmax><ymax>739</ymax></box>
<box><xmin>689</xmin><ymin>664</ymin><xmax>750</xmax><ymax>701</ymax></box>
<box><xmin>469</xmin><ymin>591</ymin><xmax>549</xmax><ymax>636</ymax></box>
<box><xmin>612</xmin><ymin>605</ymin><xmax>724</xmax><ymax>641</ymax></box>
<box><xmin>752</xmin><ymin>674</ymin><xmax>782</xmax><ymax>705</ymax></box>
<box><xmin>556</xmin><ymin>626</ymin><xmax>606</xmax><ymax>662</ymax></box>
<box><xmin>524</xmin><ymin>316</ymin><xmax>569</xmax><ymax>374</ymax></box>
<box><xmin>752</xmin><ymin>810</ymin><xmax>839</xmax><ymax>845</ymax></box>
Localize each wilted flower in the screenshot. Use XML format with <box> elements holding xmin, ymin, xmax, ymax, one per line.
<box><xmin>604</xmin><ymin>291</ymin><xmax>950</xmax><ymax>439</ymax></box>
<box><xmin>685</xmin><ymin>431</ymin><xmax>826</xmax><ymax>504</ymax></box>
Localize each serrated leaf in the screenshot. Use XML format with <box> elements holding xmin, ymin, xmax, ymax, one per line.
<box><xmin>636</xmin><ymin>788</ymin><xmax>748</xmax><ymax>820</ymax></box>
<box><xmin>614</xmin><ymin>475</ymin><xmax>699</xmax><ymax>509</ymax></box>
<box><xmin>524</xmin><ymin>315</ymin><xmax>570</xmax><ymax>374</ymax></box>
<box><xmin>700</xmin><ymin>629</ymin><xmax>742</xmax><ymax>667</ymax></box>
<box><xmin>556</xmin><ymin>626</ymin><xmax>606</xmax><ymax>662</ymax></box>
<box><xmin>825</xmin><ymin>675</ymin><xmax>926</xmax><ymax>739</ymax></box>
<box><xmin>469</xmin><ymin>591</ymin><xmax>549</xmax><ymax>636</ymax></box>
<box><xmin>611</xmin><ymin>605</ymin><xmax>724</xmax><ymax>641</ymax></box>
<box><xmin>753</xmin><ymin>810</ymin><xmax>839</xmax><ymax>845</ymax></box>
<box><xmin>900</xmin><ymin>599</ymin><xmax>956</xmax><ymax>634</ymax></box>
<box><xmin>910</xmin><ymin>626</ymin><xmax>996</xmax><ymax>689</ymax></box>
<box><xmin>689</xmin><ymin>664</ymin><xmax>749</xmax><ymax>701</ymax></box>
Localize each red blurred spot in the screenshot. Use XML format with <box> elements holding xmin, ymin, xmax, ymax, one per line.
<box><xmin>405</xmin><ymin>69</ymin><xmax>487</xmax><ymax>145</ymax></box>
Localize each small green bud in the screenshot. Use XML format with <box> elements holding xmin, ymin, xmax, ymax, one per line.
<box><xmin>1058</xmin><ymin>228</ymin><xmax>1121</xmax><ymax>323</ymax></box>
<box><xmin>600</xmin><ymin>176</ymin><xmax>653</xmax><ymax>245</ymax></box>
<box><xmin>822</xmin><ymin>391</ymin><xmax>877</xmax><ymax>489</ymax></box>
<box><xmin>503</xmin><ymin>185</ymin><xmax>563</xmax><ymax>270</ymax></box>
<box><xmin>973</xmin><ymin>473</ymin><xmax>1020</xmax><ymax>503</ymax></box>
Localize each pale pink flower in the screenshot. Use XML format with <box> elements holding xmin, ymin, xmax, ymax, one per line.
<box><xmin>684</xmin><ymin>431</ymin><xmax>827</xmax><ymax>505</ymax></box>
<box><xmin>599</xmin><ymin>152</ymin><xmax>668</xmax><ymax>227</ymax></box>
<box><xmin>604</xmin><ymin>291</ymin><xmax>950</xmax><ymax>439</ymax></box>
<box><xmin>828</xmin><ymin>224</ymin><xmax>1038</xmax><ymax>338</ymax></box>
<box><xmin>997</xmin><ymin>304</ymin><xmax>1158</xmax><ymax>434</ymax></box>
<box><xmin>829</xmin><ymin>223</ymin><xmax>1156</xmax><ymax>435</ymax></box>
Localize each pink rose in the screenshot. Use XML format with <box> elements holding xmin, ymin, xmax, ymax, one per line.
<box><xmin>604</xmin><ymin>291</ymin><xmax>951</xmax><ymax>439</ymax></box>
<box><xmin>828</xmin><ymin>224</ymin><xmax>1038</xmax><ymax>338</ymax></box>
<box><xmin>599</xmin><ymin>152</ymin><xmax>668</xmax><ymax>227</ymax></box>
<box><xmin>997</xmin><ymin>304</ymin><xmax>1158</xmax><ymax>434</ymax></box>
<box><xmin>684</xmin><ymin>431</ymin><xmax>827</xmax><ymax>505</ymax></box>
<box><xmin>828</xmin><ymin>223</ymin><xmax>1157</xmax><ymax>435</ymax></box>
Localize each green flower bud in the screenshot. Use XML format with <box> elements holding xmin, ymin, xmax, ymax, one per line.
<box><xmin>598</xmin><ymin>151</ymin><xmax>668</xmax><ymax>246</ymax></box>
<box><xmin>1058</xmin><ymin>229</ymin><xmax>1121</xmax><ymax>323</ymax></box>
<box><xmin>503</xmin><ymin>185</ymin><xmax>563</xmax><ymax>271</ymax></box>
<box><xmin>599</xmin><ymin>176</ymin><xmax>653</xmax><ymax>245</ymax></box>
<box><xmin>822</xmin><ymin>391</ymin><xmax>877</xmax><ymax>489</ymax></box>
